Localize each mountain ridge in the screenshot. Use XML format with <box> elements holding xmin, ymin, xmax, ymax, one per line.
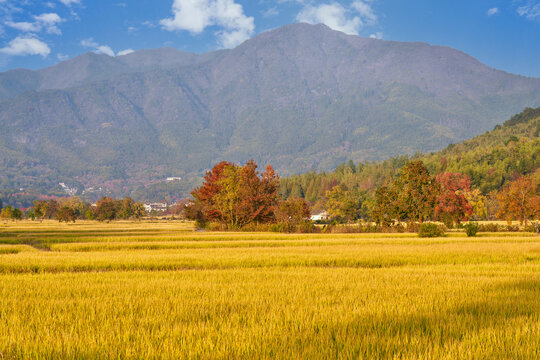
<box><xmin>1</xmin><ymin>23</ymin><xmax>540</xmax><ymax>200</ymax></box>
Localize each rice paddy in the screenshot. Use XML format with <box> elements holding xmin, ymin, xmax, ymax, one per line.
<box><xmin>1</xmin><ymin>221</ymin><xmax>539</xmax><ymax>359</ymax></box>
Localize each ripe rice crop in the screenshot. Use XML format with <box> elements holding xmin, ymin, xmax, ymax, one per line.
<box><xmin>0</xmin><ymin>221</ymin><xmax>539</xmax><ymax>359</ymax></box>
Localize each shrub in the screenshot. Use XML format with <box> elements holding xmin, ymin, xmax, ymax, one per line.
<box><xmin>391</xmin><ymin>223</ymin><xmax>406</xmax><ymax>233</ymax></box>
<box><xmin>84</xmin><ymin>210</ymin><xmax>96</xmax><ymax>220</ymax></box>
<box><xmin>205</xmin><ymin>222</ymin><xmax>226</xmax><ymax>231</ymax></box>
<box><xmin>270</xmin><ymin>222</ymin><xmax>288</xmax><ymax>233</ymax></box>
<box><xmin>505</xmin><ymin>225</ymin><xmax>520</xmax><ymax>232</ymax></box>
<box><xmin>297</xmin><ymin>221</ymin><xmax>316</xmax><ymax>233</ymax></box>
<box><xmin>477</xmin><ymin>223</ymin><xmax>501</xmax><ymax>232</ymax></box>
<box><xmin>524</xmin><ymin>223</ymin><xmax>539</xmax><ymax>233</ymax></box>
<box><xmin>406</xmin><ymin>222</ymin><xmax>421</xmax><ymax>233</ymax></box>
<box><xmin>464</xmin><ymin>222</ymin><xmax>479</xmax><ymax>237</ymax></box>
<box><xmin>418</xmin><ymin>223</ymin><xmax>446</xmax><ymax>238</ymax></box>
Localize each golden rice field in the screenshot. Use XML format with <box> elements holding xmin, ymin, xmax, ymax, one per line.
<box><xmin>1</xmin><ymin>221</ymin><xmax>539</xmax><ymax>359</ymax></box>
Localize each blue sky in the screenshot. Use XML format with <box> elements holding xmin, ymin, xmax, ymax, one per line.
<box><xmin>0</xmin><ymin>0</ymin><xmax>539</xmax><ymax>77</ymax></box>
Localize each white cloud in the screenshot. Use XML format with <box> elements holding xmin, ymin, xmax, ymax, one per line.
<box><xmin>142</xmin><ymin>20</ymin><xmax>156</xmax><ymax>28</ymax></box>
<box><xmin>34</xmin><ymin>13</ymin><xmax>63</xmax><ymax>34</ymax></box>
<box><xmin>0</xmin><ymin>36</ymin><xmax>50</xmax><ymax>57</ymax></box>
<box><xmin>351</xmin><ymin>0</ymin><xmax>377</xmax><ymax>25</ymax></box>
<box><xmin>297</xmin><ymin>1</ymin><xmax>377</xmax><ymax>35</ymax></box>
<box><xmin>5</xmin><ymin>21</ymin><xmax>40</xmax><ymax>33</ymax></box>
<box><xmin>262</xmin><ymin>7</ymin><xmax>279</xmax><ymax>18</ymax></box>
<box><xmin>80</xmin><ymin>38</ymin><xmax>134</xmax><ymax>57</ymax></box>
<box><xmin>95</xmin><ymin>45</ymin><xmax>115</xmax><ymax>56</ymax></box>
<box><xmin>59</xmin><ymin>0</ymin><xmax>81</xmax><ymax>6</ymax></box>
<box><xmin>5</xmin><ymin>12</ymin><xmax>63</xmax><ymax>35</ymax></box>
<box><xmin>517</xmin><ymin>3</ymin><xmax>540</xmax><ymax>19</ymax></box>
<box><xmin>57</xmin><ymin>53</ymin><xmax>69</xmax><ymax>60</ymax></box>
<box><xmin>487</xmin><ymin>8</ymin><xmax>499</xmax><ymax>16</ymax></box>
<box><xmin>369</xmin><ymin>32</ymin><xmax>382</xmax><ymax>39</ymax></box>
<box><xmin>80</xmin><ymin>38</ymin><xmax>98</xmax><ymax>48</ymax></box>
<box><xmin>117</xmin><ymin>49</ymin><xmax>134</xmax><ymax>56</ymax></box>
<box><xmin>298</xmin><ymin>4</ymin><xmax>359</xmax><ymax>35</ymax></box>
<box><xmin>160</xmin><ymin>0</ymin><xmax>255</xmax><ymax>48</ymax></box>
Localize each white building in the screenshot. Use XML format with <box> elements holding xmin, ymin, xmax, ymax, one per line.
<box><xmin>311</xmin><ymin>211</ymin><xmax>329</xmax><ymax>221</ymax></box>
<box><xmin>144</xmin><ymin>203</ymin><xmax>168</xmax><ymax>212</ymax></box>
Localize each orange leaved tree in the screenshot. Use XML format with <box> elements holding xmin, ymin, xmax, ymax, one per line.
<box><xmin>497</xmin><ymin>175</ymin><xmax>540</xmax><ymax>225</ymax></box>
<box><xmin>190</xmin><ymin>160</ymin><xmax>279</xmax><ymax>227</ymax></box>
<box><xmin>435</xmin><ymin>172</ymin><xmax>473</xmax><ymax>227</ymax></box>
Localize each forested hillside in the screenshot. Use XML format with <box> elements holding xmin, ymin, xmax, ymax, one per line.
<box><xmin>280</xmin><ymin>107</ymin><xmax>540</xmax><ymax>210</ymax></box>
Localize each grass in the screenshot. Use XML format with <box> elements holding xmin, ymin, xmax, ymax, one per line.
<box><xmin>0</xmin><ymin>221</ymin><xmax>539</xmax><ymax>359</ymax></box>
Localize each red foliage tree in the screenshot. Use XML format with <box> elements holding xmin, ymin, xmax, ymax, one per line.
<box><xmin>435</xmin><ymin>172</ymin><xmax>473</xmax><ymax>226</ymax></box>
<box><xmin>497</xmin><ymin>175</ymin><xmax>540</xmax><ymax>225</ymax></box>
<box><xmin>189</xmin><ymin>160</ymin><xmax>279</xmax><ymax>227</ymax></box>
<box><xmin>237</xmin><ymin>161</ymin><xmax>280</xmax><ymax>225</ymax></box>
<box><xmin>191</xmin><ymin>161</ymin><xmax>233</xmax><ymax>221</ymax></box>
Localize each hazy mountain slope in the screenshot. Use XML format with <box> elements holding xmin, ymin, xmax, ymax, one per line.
<box><xmin>1</xmin><ymin>23</ymin><xmax>540</xmax><ymax>199</ymax></box>
<box><xmin>0</xmin><ymin>69</ymin><xmax>41</xmax><ymax>101</ymax></box>
<box><xmin>0</xmin><ymin>47</ymin><xmax>216</xmax><ymax>101</ymax></box>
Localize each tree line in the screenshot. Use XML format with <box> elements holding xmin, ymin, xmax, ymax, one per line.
<box><xmin>369</xmin><ymin>161</ymin><xmax>538</xmax><ymax>227</ymax></box>
<box><xmin>184</xmin><ymin>159</ymin><xmax>538</xmax><ymax>230</ymax></box>
<box><xmin>0</xmin><ymin>197</ymin><xmax>147</xmax><ymax>222</ymax></box>
<box><xmin>1</xmin><ymin>158</ymin><xmax>538</xmax><ymax>228</ymax></box>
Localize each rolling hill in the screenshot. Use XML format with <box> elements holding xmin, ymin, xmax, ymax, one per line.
<box><xmin>280</xmin><ymin>106</ymin><xmax>540</xmax><ymax>207</ymax></box>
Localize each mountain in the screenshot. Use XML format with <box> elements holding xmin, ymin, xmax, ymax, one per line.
<box><xmin>0</xmin><ymin>47</ymin><xmax>218</xmax><ymax>101</ymax></box>
<box><xmin>1</xmin><ymin>23</ymin><xmax>540</xmax><ymax>200</ymax></box>
<box><xmin>280</xmin><ymin>106</ymin><xmax>540</xmax><ymax>208</ymax></box>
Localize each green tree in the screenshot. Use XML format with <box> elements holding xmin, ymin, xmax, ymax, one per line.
<box><xmin>371</xmin><ymin>185</ymin><xmax>398</xmax><ymax>226</ymax></box>
<box><xmin>325</xmin><ymin>186</ymin><xmax>364</xmax><ymax>223</ymax></box>
<box><xmin>0</xmin><ymin>206</ymin><xmax>13</xmax><ymax>221</ymax></box>
<box><xmin>119</xmin><ymin>197</ymin><xmax>135</xmax><ymax>219</ymax></box>
<box><xmin>26</xmin><ymin>208</ymin><xmax>36</xmax><ymax>220</ymax></box>
<box><xmin>56</xmin><ymin>206</ymin><xmax>77</xmax><ymax>223</ymax></box>
<box><xmin>11</xmin><ymin>208</ymin><xmax>23</xmax><ymax>220</ymax></box>
<box><xmin>95</xmin><ymin>197</ymin><xmax>118</xmax><ymax>221</ymax></box>
<box><xmin>59</xmin><ymin>197</ymin><xmax>85</xmax><ymax>219</ymax></box>
<box><xmin>133</xmin><ymin>202</ymin><xmax>147</xmax><ymax>220</ymax></box>
<box><xmin>84</xmin><ymin>209</ymin><xmax>97</xmax><ymax>220</ymax></box>
<box><xmin>464</xmin><ymin>189</ymin><xmax>488</xmax><ymax>220</ymax></box>
<box><xmin>215</xmin><ymin>165</ymin><xmax>241</xmax><ymax>227</ymax></box>
<box><xmin>393</xmin><ymin>161</ymin><xmax>438</xmax><ymax>222</ymax></box>
<box><xmin>0</xmin><ymin>206</ymin><xmax>22</xmax><ymax>221</ymax></box>
<box><xmin>275</xmin><ymin>198</ymin><xmax>311</xmax><ymax>225</ymax></box>
<box><xmin>33</xmin><ymin>200</ymin><xmax>49</xmax><ymax>220</ymax></box>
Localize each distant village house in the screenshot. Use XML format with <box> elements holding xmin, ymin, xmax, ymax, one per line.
<box><xmin>310</xmin><ymin>211</ymin><xmax>329</xmax><ymax>221</ymax></box>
